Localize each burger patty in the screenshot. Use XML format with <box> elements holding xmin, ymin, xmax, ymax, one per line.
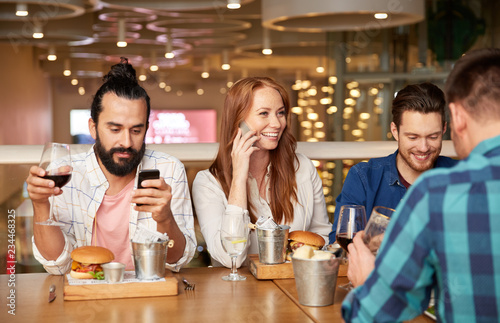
<box><xmin>71</xmin><ymin>261</ymin><xmax>103</xmax><ymax>273</ymax></box>
<box><xmin>289</xmin><ymin>241</ymin><xmax>320</xmax><ymax>251</ymax></box>
<box><xmin>290</xmin><ymin>241</ymin><xmax>305</xmax><ymax>251</ymax></box>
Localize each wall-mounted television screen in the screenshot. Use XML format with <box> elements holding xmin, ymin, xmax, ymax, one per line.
<box><xmin>70</xmin><ymin>109</ymin><xmax>217</xmax><ymax>144</ymax></box>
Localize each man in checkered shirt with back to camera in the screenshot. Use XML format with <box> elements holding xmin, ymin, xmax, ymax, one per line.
<box><xmin>342</xmin><ymin>48</ymin><xmax>500</xmax><ymax>322</ymax></box>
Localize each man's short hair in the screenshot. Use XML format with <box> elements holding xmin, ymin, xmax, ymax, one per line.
<box><xmin>445</xmin><ymin>48</ymin><xmax>500</xmax><ymax>122</ymax></box>
<box><xmin>392</xmin><ymin>82</ymin><xmax>446</xmax><ymax>130</ymax></box>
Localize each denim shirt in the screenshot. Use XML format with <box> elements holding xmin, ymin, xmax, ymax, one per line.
<box><xmin>328</xmin><ymin>150</ymin><xmax>458</xmax><ymax>243</ymax></box>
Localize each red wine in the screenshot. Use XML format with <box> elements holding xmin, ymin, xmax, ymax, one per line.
<box><xmin>336</xmin><ymin>233</ymin><xmax>353</xmax><ymax>252</ymax></box>
<box><xmin>43</xmin><ymin>174</ymin><xmax>71</xmax><ymax>188</ymax></box>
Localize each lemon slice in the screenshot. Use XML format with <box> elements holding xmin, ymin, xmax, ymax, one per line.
<box><xmin>231</xmin><ymin>239</ymin><xmax>247</xmax><ymax>244</ymax></box>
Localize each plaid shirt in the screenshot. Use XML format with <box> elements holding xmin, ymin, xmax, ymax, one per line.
<box><xmin>33</xmin><ymin>146</ymin><xmax>196</xmax><ymax>274</ymax></box>
<box><xmin>342</xmin><ymin>135</ymin><xmax>500</xmax><ymax>322</ymax></box>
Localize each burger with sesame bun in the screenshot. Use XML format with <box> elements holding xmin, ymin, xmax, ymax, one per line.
<box><xmin>70</xmin><ymin>246</ymin><xmax>115</xmax><ymax>279</ymax></box>
<box><xmin>286</xmin><ymin>231</ymin><xmax>325</xmax><ymax>261</ymax></box>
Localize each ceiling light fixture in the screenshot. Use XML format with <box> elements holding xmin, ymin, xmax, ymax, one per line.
<box><xmin>158</xmin><ymin>75</ymin><xmax>166</xmax><ymax>88</ymax></box>
<box><xmin>262</xmin><ymin>28</ymin><xmax>272</xmax><ymax>55</ymax></box>
<box><xmin>165</xmin><ymin>31</ymin><xmax>175</xmax><ymax>59</ymax></box>
<box><xmin>47</xmin><ymin>46</ymin><xmax>57</xmax><ymax>61</ymax></box>
<box><xmin>227</xmin><ymin>0</ymin><xmax>241</xmax><ymax>9</ymax></box>
<box><xmin>221</xmin><ymin>50</ymin><xmax>231</xmax><ymax>70</ymax></box>
<box><xmin>262</xmin><ymin>0</ymin><xmax>423</xmax><ymax>32</ymax></box>
<box><xmin>63</xmin><ymin>59</ymin><xmax>71</xmax><ymax>76</ymax></box>
<box><xmin>117</xmin><ymin>18</ymin><xmax>127</xmax><ymax>48</ymax></box>
<box><xmin>16</xmin><ymin>3</ymin><xmax>28</xmax><ymax>17</ymax></box>
<box><xmin>374</xmin><ymin>13</ymin><xmax>388</xmax><ymax>20</ymax></box>
<box><xmin>315</xmin><ymin>56</ymin><xmax>325</xmax><ymax>73</ymax></box>
<box><xmin>138</xmin><ymin>67</ymin><xmax>147</xmax><ymax>81</ymax></box>
<box><xmin>201</xmin><ymin>58</ymin><xmax>210</xmax><ymax>79</ymax></box>
<box><xmin>32</xmin><ymin>24</ymin><xmax>43</xmax><ymax>39</ymax></box>
<box><xmin>150</xmin><ymin>51</ymin><xmax>158</xmax><ymax>72</ymax></box>
<box><xmin>227</xmin><ymin>72</ymin><xmax>234</xmax><ymax>88</ymax></box>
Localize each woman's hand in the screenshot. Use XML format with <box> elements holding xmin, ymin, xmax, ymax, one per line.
<box><xmin>231</xmin><ymin>128</ymin><xmax>260</xmax><ymax>180</ymax></box>
<box><xmin>227</xmin><ymin>128</ymin><xmax>260</xmax><ymax>209</ymax></box>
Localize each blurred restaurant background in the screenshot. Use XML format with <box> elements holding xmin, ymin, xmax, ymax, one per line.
<box><xmin>0</xmin><ymin>0</ymin><xmax>498</xmax><ymax>273</ymax></box>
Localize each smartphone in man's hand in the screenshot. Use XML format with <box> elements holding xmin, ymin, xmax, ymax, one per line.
<box><xmin>137</xmin><ymin>169</ymin><xmax>160</xmax><ymax>206</ymax></box>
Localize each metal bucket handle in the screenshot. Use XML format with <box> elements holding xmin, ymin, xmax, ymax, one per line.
<box><xmin>143</xmin><ymin>239</ymin><xmax>174</xmax><ymax>249</ymax></box>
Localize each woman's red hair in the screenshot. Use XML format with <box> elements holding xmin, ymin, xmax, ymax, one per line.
<box><xmin>209</xmin><ymin>77</ymin><xmax>299</xmax><ymax>224</ymax></box>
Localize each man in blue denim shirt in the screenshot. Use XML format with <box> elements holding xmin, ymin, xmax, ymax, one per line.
<box><xmin>329</xmin><ymin>83</ymin><xmax>457</xmax><ymax>243</ymax></box>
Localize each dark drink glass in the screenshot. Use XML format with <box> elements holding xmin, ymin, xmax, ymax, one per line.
<box><xmin>336</xmin><ymin>205</ymin><xmax>367</xmax><ymax>251</ymax></box>
<box><xmin>36</xmin><ymin>143</ymin><xmax>72</xmax><ymax>227</ymax></box>
<box><xmin>42</xmin><ymin>174</ymin><xmax>71</xmax><ymax>188</ymax></box>
<box><xmin>335</xmin><ymin>205</ymin><xmax>367</xmax><ymax>290</ymax></box>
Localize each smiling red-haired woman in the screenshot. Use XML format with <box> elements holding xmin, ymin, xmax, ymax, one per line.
<box><xmin>192</xmin><ymin>76</ymin><xmax>332</xmax><ymax>268</ymax></box>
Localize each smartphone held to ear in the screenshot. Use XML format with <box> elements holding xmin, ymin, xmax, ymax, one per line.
<box><xmin>239</xmin><ymin>121</ymin><xmax>258</xmax><ymax>146</ymax></box>
<box><xmin>239</xmin><ymin>121</ymin><xmax>252</xmax><ymax>136</ymax></box>
<box><xmin>137</xmin><ymin>169</ymin><xmax>160</xmax><ymax>206</ymax></box>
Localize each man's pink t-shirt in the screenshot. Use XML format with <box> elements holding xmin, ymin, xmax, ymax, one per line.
<box><xmin>91</xmin><ymin>179</ymin><xmax>135</xmax><ymax>270</ymax></box>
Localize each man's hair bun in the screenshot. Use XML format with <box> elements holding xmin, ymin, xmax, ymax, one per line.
<box><xmin>103</xmin><ymin>57</ymin><xmax>138</xmax><ymax>84</ymax></box>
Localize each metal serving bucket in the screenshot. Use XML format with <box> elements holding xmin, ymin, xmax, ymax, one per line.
<box><xmin>132</xmin><ymin>240</ymin><xmax>174</xmax><ymax>280</ymax></box>
<box><xmin>257</xmin><ymin>225</ymin><xmax>290</xmax><ymax>264</ymax></box>
<box><xmin>292</xmin><ymin>254</ymin><xmax>340</xmax><ymax>306</ymax></box>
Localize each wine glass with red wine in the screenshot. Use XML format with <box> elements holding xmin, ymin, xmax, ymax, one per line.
<box><xmin>336</xmin><ymin>205</ymin><xmax>367</xmax><ymax>290</ymax></box>
<box><xmin>35</xmin><ymin>142</ymin><xmax>72</xmax><ymax>227</ymax></box>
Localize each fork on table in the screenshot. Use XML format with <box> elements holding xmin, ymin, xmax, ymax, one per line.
<box><xmin>182</xmin><ymin>277</ymin><xmax>195</xmax><ymax>290</ymax></box>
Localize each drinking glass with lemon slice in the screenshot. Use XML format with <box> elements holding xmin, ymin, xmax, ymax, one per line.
<box><xmin>220</xmin><ymin>212</ymin><xmax>249</xmax><ymax>281</ymax></box>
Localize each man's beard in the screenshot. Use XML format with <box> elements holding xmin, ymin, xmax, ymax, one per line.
<box><xmin>94</xmin><ymin>132</ymin><xmax>146</xmax><ymax>177</ymax></box>
<box><xmin>398</xmin><ymin>147</ymin><xmax>440</xmax><ymax>173</ymax></box>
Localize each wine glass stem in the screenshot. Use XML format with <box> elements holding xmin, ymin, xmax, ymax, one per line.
<box><xmin>231</xmin><ymin>256</ymin><xmax>238</xmax><ymax>276</ymax></box>
<box><xmin>49</xmin><ymin>194</ymin><xmax>55</xmax><ymax>221</ymax></box>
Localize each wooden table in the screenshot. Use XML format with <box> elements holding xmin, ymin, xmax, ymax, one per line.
<box><xmin>275</xmin><ymin>276</ymin><xmax>435</xmax><ymax>323</ymax></box>
<box><xmin>0</xmin><ymin>267</ymin><xmax>435</xmax><ymax>322</ymax></box>
<box><xmin>274</xmin><ymin>276</ymin><xmax>349</xmax><ymax>322</ymax></box>
<box><xmin>0</xmin><ymin>267</ymin><xmax>314</xmax><ymax>323</ymax></box>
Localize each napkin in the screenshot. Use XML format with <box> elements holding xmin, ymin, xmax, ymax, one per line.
<box><xmin>255</xmin><ymin>216</ymin><xmax>280</xmax><ymax>230</ymax></box>
<box><xmin>132</xmin><ymin>223</ymin><xmax>169</xmax><ymax>243</ymax></box>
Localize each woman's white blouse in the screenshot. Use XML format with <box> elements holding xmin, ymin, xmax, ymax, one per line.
<box><xmin>192</xmin><ymin>153</ymin><xmax>332</xmax><ymax>268</ymax></box>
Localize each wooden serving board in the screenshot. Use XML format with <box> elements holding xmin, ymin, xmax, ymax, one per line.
<box><xmin>64</xmin><ymin>271</ymin><xmax>178</xmax><ymax>301</ymax></box>
<box><xmin>248</xmin><ymin>254</ymin><xmax>294</xmax><ymax>280</ymax></box>
<box><xmin>248</xmin><ymin>254</ymin><xmax>348</xmax><ymax>280</ymax></box>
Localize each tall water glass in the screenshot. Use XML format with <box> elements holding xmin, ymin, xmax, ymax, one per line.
<box><xmin>220</xmin><ymin>212</ymin><xmax>249</xmax><ymax>281</ymax></box>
